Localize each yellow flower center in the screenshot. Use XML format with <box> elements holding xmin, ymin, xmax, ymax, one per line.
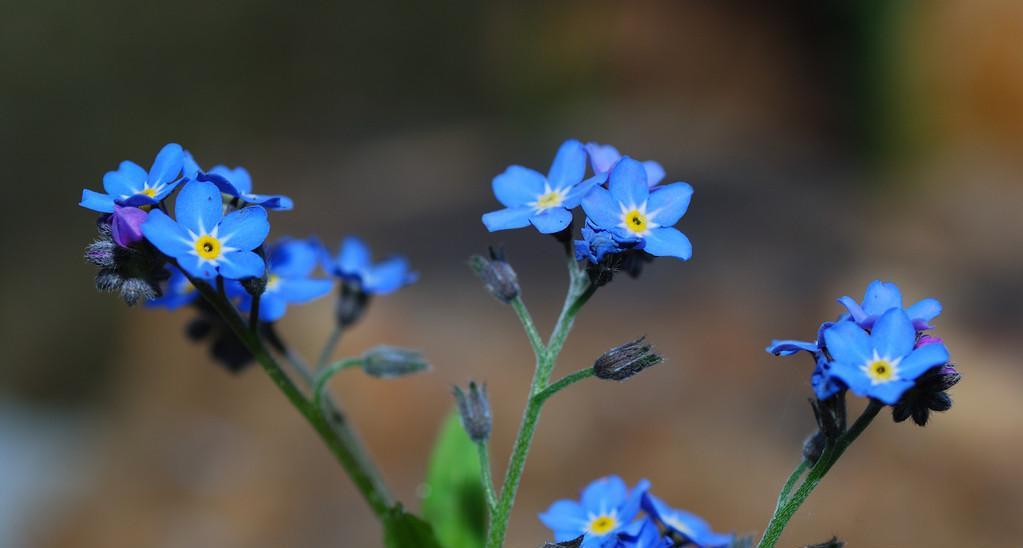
<box><xmin>864</xmin><ymin>358</ymin><xmax>895</xmax><ymax>384</ymax></box>
<box><xmin>587</xmin><ymin>515</ymin><xmax>618</xmax><ymax>536</ymax></box>
<box><xmin>141</xmin><ymin>187</ymin><xmax>158</xmax><ymax>198</ymax></box>
<box><xmin>623</xmin><ymin>209</ymin><xmax>648</xmax><ymax>234</ymax></box>
<box><xmin>195</xmin><ymin>235</ymin><xmax>222</xmax><ymax>260</ymax></box>
<box><xmin>534</xmin><ymin>190</ymin><xmax>565</xmax><ymax>211</ymax></box>
<box><xmin>266</xmin><ymin>274</ymin><xmax>281</xmax><ymax>291</ymax></box>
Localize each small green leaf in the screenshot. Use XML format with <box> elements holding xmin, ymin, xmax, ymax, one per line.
<box><xmin>422</xmin><ymin>412</ymin><xmax>487</xmax><ymax>548</ymax></box>
<box><xmin>383</xmin><ymin>505</ymin><xmax>443</xmax><ymax>548</ymax></box>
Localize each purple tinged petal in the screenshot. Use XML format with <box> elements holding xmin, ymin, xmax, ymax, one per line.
<box><xmin>547</xmin><ymin>139</ymin><xmax>586</xmax><ymax>189</ymax></box>
<box><xmin>174</xmin><ymin>181</ymin><xmax>224</xmax><ymax>235</ymax></box>
<box><xmin>217</xmin><ymin>250</ymin><xmax>266</xmax><ymax>280</ymax></box>
<box><xmin>580</xmin><ymin>476</ymin><xmax>628</xmax><ymax>514</ymax></box>
<box><xmin>111</xmin><ymin>206</ymin><xmax>148</xmax><ymax>247</ymax></box>
<box><xmin>581</xmin><ymin>186</ymin><xmax>620</xmax><ymax>229</ymax></box>
<box><xmin>642</xmin><ymin>227</ymin><xmax>692</xmax><ymax>259</ymax></box>
<box><xmin>585</xmin><ymin>142</ymin><xmax>622</xmax><ymax>174</ymax></box>
<box><xmin>823</xmin><ymin>321</ymin><xmax>872</xmax><ymax>366</ymax></box>
<box><xmin>862</xmin><ymin>280</ymin><xmax>903</xmax><ymax>317</ymax></box>
<box><xmin>608</xmin><ymin>157</ymin><xmax>650</xmax><ymax>207</ymax></box>
<box><xmin>529</xmin><ymin>207</ymin><xmax>572</xmax><ymax>234</ymax></box>
<box><xmin>643</xmin><ymin>161</ymin><xmax>666</xmax><ymax>187</ymax></box>
<box><xmin>870</xmin><ymin>308</ymin><xmax>915</xmax><ymax>359</ymax></box>
<box><xmin>148</xmin><ymin>143</ymin><xmax>184</xmax><ymax>187</ymax></box>
<box><xmin>899</xmin><ymin>343</ymin><xmax>951</xmax><ymax>379</ymax></box>
<box><xmin>79</xmin><ymin>189</ymin><xmax>116</xmax><ymax>213</ymax></box>
<box><xmin>482</xmin><ymin>206</ymin><xmax>533</xmax><ymax>232</ymax></box>
<box><xmin>218</xmin><ymin>206</ymin><xmax>270</xmax><ymax>251</ymax></box>
<box><xmin>492</xmin><ymin>166</ymin><xmax>545</xmax><ymax>207</ymax></box>
<box><xmin>906</xmin><ymin>298</ymin><xmax>942</xmax><ymax>322</ymax></box>
<box><xmin>647</xmin><ymin>183</ymin><xmax>693</xmax><ymax>226</ymax></box>
<box><xmin>140</xmin><ymin>209</ymin><xmax>192</xmax><ymax>257</ymax></box>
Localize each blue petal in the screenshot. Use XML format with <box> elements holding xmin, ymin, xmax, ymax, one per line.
<box><xmin>210</xmin><ymin>165</ymin><xmax>253</xmax><ymax>195</ymax></box>
<box><xmin>766</xmin><ymin>339</ymin><xmax>818</xmax><ymax>357</ymax></box>
<box><xmin>581</xmin><ymin>186</ymin><xmax>620</xmax><ymax>229</ymax></box>
<box><xmin>530</xmin><ymin>207</ymin><xmax>572</xmax><ymax>234</ymax></box>
<box><xmin>244</xmin><ymin>193</ymin><xmax>293</xmax><ymax>211</ymax></box>
<box><xmin>837</xmin><ymin>296</ymin><xmax>869</xmax><ymax>325</ymax></box>
<box><xmin>647</xmin><ymin>183</ymin><xmax>693</xmax><ymax>226</ymax></box>
<box><xmin>870</xmin><ymin>308</ymin><xmax>915</xmax><ymax>359</ymax></box>
<box><xmin>277</xmin><ymin>278</ymin><xmax>334</xmax><ymax>303</ymax></box>
<box><xmin>492</xmin><ymin>166</ymin><xmax>546</xmax><ymax>207</ymax></box>
<box><xmin>175</xmin><ymin>181</ymin><xmax>223</xmax><ymax>235</ymax></box>
<box><xmin>118</xmin><ymin>194</ymin><xmax>160</xmax><ymax>208</ymax></box>
<box><xmin>643</xmin><ymin>494</ymin><xmax>731</xmax><ymax>548</ymax></box>
<box><xmin>538</xmin><ymin>499</ymin><xmax>587</xmax><ymax>536</ymax></box>
<box><xmin>906</xmin><ymin>297</ymin><xmax>942</xmax><ymax>322</ymax></box>
<box><xmin>365</xmin><ymin>257</ymin><xmax>415</xmax><ymax>294</ymax></box>
<box><xmin>140</xmin><ymin>209</ymin><xmax>192</xmax><ymax>257</ymax></box>
<box><xmin>585</xmin><ymin>142</ymin><xmax>621</xmax><ymax>174</ymax></box>
<box><xmin>564</xmin><ymin>172</ymin><xmax>608</xmax><ymax>208</ymax></box>
<box><xmin>177</xmin><ymin>253</ymin><xmax>217</xmax><ymax>280</ymax></box>
<box><xmin>148</xmin><ymin>143</ymin><xmax>184</xmax><ymax>187</ymax></box>
<box><xmin>182</xmin><ymin>150</ymin><xmax>202</xmax><ymax>179</ymax></box>
<box><xmin>152</xmin><ymin>180</ymin><xmax>182</xmax><ymax>201</ymax></box>
<box><xmin>580</xmin><ymin>535</ymin><xmax>618</xmax><ymax>548</ymax></box>
<box><xmin>619</xmin><ymin>479</ymin><xmax>651</xmax><ymax>523</ymax></box>
<box><xmin>103</xmin><ymin>167</ymin><xmax>143</xmax><ymax>197</ymax></box>
<box><xmin>580</xmin><ymin>476</ymin><xmax>628</xmax><ymax>514</ymax></box>
<box><xmin>642</xmin><ymin>227</ymin><xmax>692</xmax><ymax>259</ymax></box>
<box><xmin>867</xmin><ymin>379</ymin><xmax>916</xmax><ymax>405</ymax></box>
<box><xmin>268</xmin><ymin>238</ymin><xmax>320</xmax><ymax>278</ymax></box>
<box><xmin>822</xmin><ymin>321</ymin><xmax>872</xmax><ymax>366</ymax></box>
<box><xmin>643</xmin><ymin>161</ymin><xmax>666</xmax><ymax>187</ymax></box>
<box><xmin>197</xmin><ymin>171</ymin><xmax>240</xmax><ymax>196</ymax></box>
<box><xmin>80</xmin><ymin>189</ymin><xmax>116</xmax><ymax>213</ymax></box>
<box><xmin>547</xmin><ymin>139</ymin><xmax>586</xmax><ymax>189</ymax></box>
<box><xmin>218</xmin><ymin>206</ymin><xmax>269</xmax><ymax>251</ymax></box>
<box><xmin>482</xmin><ymin>206</ymin><xmax>533</xmax><ymax>232</ymax></box>
<box><xmin>336</xmin><ymin>236</ymin><xmax>372</xmax><ymax>275</ymax></box>
<box><xmin>862</xmin><ymin>280</ymin><xmax>903</xmax><ymax>317</ymax></box>
<box><xmin>898</xmin><ymin>343</ymin><xmax>950</xmax><ymax>379</ymax></box>
<box><xmin>608</xmin><ymin>157</ymin><xmax>649</xmax><ymax>207</ymax></box>
<box><xmin>218</xmin><ymin>250</ymin><xmax>266</xmax><ymax>280</ymax></box>
<box><xmin>253</xmin><ymin>293</ymin><xmax>288</xmax><ymax>322</ymax></box>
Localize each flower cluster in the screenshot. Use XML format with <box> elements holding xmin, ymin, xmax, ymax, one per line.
<box><xmin>767</xmin><ymin>280</ymin><xmax>960</xmax><ymax>425</ymax></box>
<box><xmin>482</xmin><ymin>140</ymin><xmax>693</xmax><ymax>284</ymax></box>
<box><xmin>79</xmin><ymin>143</ymin><xmax>416</xmax><ymax>369</ymax></box>
<box><xmin>540</xmin><ymin>476</ymin><xmax>734</xmax><ymax>548</ymax></box>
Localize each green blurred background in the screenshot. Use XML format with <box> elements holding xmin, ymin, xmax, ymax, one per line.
<box><xmin>2</xmin><ymin>1</ymin><xmax>1021</xmax><ymax>546</ymax></box>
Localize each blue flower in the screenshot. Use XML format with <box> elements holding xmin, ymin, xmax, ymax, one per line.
<box><xmin>837</xmin><ymin>280</ymin><xmax>942</xmax><ymax>330</ymax></box>
<box><xmin>183</xmin><ymin>151</ymin><xmax>294</xmax><ymax>210</ymax></box>
<box><xmin>574</xmin><ymin>220</ymin><xmax>643</xmax><ymax>263</ymax></box>
<box><xmin>616</xmin><ymin>518</ymin><xmax>671</xmax><ymax>548</ymax></box>
<box><xmin>767</xmin><ymin>321</ymin><xmax>845</xmax><ymax>400</ymax></box>
<box><xmin>482</xmin><ymin>139</ymin><xmax>603</xmax><ymax>234</ymax></box>
<box><xmin>822</xmin><ymin>308</ymin><xmax>951</xmax><ymax>404</ymax></box>
<box><xmin>141</xmin><ymin>181</ymin><xmax>270</xmax><ymax>280</ymax></box>
<box><xmin>146</xmin><ymin>268</ymin><xmax>199</xmax><ymax>310</ymax></box>
<box><xmin>585</xmin><ymin>142</ymin><xmax>665</xmax><ymax>187</ymax></box>
<box><xmin>642</xmin><ymin>494</ymin><xmax>733</xmax><ymax>548</ymax></box>
<box><xmin>539</xmin><ymin>475</ymin><xmax>650</xmax><ymax>548</ymax></box>
<box><xmin>323</xmin><ymin>236</ymin><xmax>417</xmax><ymax>294</ymax></box>
<box><xmin>236</xmin><ymin>238</ymin><xmax>334</xmax><ymax>322</ymax></box>
<box><xmin>581</xmin><ymin>157</ymin><xmax>693</xmax><ymax>260</ymax></box>
<box><xmin>80</xmin><ymin>143</ymin><xmax>185</xmax><ymax>212</ymax></box>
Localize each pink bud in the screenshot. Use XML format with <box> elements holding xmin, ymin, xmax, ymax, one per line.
<box><xmin>111</xmin><ymin>206</ymin><xmax>148</xmax><ymax>247</ymax></box>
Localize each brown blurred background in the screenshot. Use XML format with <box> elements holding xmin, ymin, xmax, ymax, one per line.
<box><xmin>2</xmin><ymin>1</ymin><xmax>1022</xmax><ymax>547</ymax></box>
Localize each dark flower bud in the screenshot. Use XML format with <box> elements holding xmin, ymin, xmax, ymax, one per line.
<box><xmin>468</xmin><ymin>246</ymin><xmax>520</xmax><ymax>303</ymax></box>
<box><xmin>110</xmin><ymin>206</ymin><xmax>148</xmax><ymax>248</ymax></box>
<box><xmin>453</xmin><ymin>381</ymin><xmax>491</xmax><ymax>442</ymax></box>
<box><xmin>239</xmin><ymin>247</ymin><xmax>268</xmax><ymax>296</ymax></box>
<box><xmin>804</xmin><ymin>536</ymin><xmax>844</xmax><ymax>548</ymax></box>
<box><xmin>362</xmin><ymin>346</ymin><xmax>429</xmax><ymax>379</ymax></box>
<box><xmin>335</xmin><ymin>280</ymin><xmax>371</xmax><ymax>327</ymax></box>
<box><xmin>85</xmin><ymin>224</ymin><xmax>168</xmax><ymax>306</ymax></box>
<box><xmin>809</xmin><ymin>393</ymin><xmax>847</xmax><ymax>441</ymax></box>
<box><xmin>543</xmin><ymin>536</ymin><xmax>582</xmax><ymax>548</ymax></box>
<box><xmin>802</xmin><ymin>431</ymin><xmax>826</xmax><ymax>464</ymax></box>
<box><xmin>892</xmin><ymin>363</ymin><xmax>960</xmax><ymax>426</ymax></box>
<box><xmin>187</xmin><ymin>299</ymin><xmax>255</xmax><ymax>373</ymax></box>
<box><xmin>593</xmin><ymin>337</ymin><xmax>663</xmax><ymax>381</ymax></box>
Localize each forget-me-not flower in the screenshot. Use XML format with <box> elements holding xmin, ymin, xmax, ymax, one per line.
<box><xmin>147</xmin><ymin>268</ymin><xmax>199</xmax><ymax>310</ymax></box>
<box><xmin>236</xmin><ymin>238</ymin><xmax>334</xmax><ymax>322</ymax></box>
<box><xmin>838</xmin><ymin>280</ymin><xmax>942</xmax><ymax>330</ymax></box>
<box><xmin>582</xmin><ymin>157</ymin><xmax>693</xmax><ymax>260</ymax></box>
<box><xmin>80</xmin><ymin>143</ymin><xmax>185</xmax><ymax>212</ymax></box>
<box><xmin>574</xmin><ymin>220</ymin><xmax>643</xmax><ymax>263</ymax></box>
<box><xmin>323</xmin><ymin>236</ymin><xmax>417</xmax><ymax>294</ymax></box>
<box><xmin>585</xmin><ymin>142</ymin><xmax>665</xmax><ymax>187</ymax></box>
<box><xmin>642</xmin><ymin>494</ymin><xmax>733</xmax><ymax>548</ymax></box>
<box><xmin>142</xmin><ymin>180</ymin><xmax>270</xmax><ymax>280</ymax></box>
<box><xmin>616</xmin><ymin>518</ymin><xmax>671</xmax><ymax>548</ymax></box>
<box><xmin>482</xmin><ymin>139</ymin><xmax>602</xmax><ymax>234</ymax></box>
<box><xmin>823</xmin><ymin>308</ymin><xmax>951</xmax><ymax>404</ymax></box>
<box><xmin>539</xmin><ymin>475</ymin><xmax>650</xmax><ymax>548</ymax></box>
<box><xmin>183</xmin><ymin>151</ymin><xmax>294</xmax><ymax>210</ymax></box>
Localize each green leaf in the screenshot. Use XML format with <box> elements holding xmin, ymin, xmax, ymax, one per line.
<box><xmin>422</xmin><ymin>411</ymin><xmax>487</xmax><ymax>548</ymax></box>
<box><xmin>383</xmin><ymin>505</ymin><xmax>444</xmax><ymax>548</ymax></box>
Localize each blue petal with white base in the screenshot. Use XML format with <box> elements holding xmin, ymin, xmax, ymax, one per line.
<box><xmin>642</xmin><ymin>494</ymin><xmax>733</xmax><ymax>548</ymax></box>
<box><xmin>838</xmin><ymin>280</ymin><xmax>943</xmax><ymax>330</ymax></box>
<box><xmin>183</xmin><ymin>151</ymin><xmax>294</xmax><ymax>210</ymax></box>
<box><xmin>539</xmin><ymin>475</ymin><xmax>650</xmax><ymax>548</ymax></box>
<box><xmin>79</xmin><ymin>143</ymin><xmax>184</xmax><ymax>212</ymax></box>
<box><xmin>323</xmin><ymin>236</ymin><xmax>417</xmax><ymax>295</ymax></box>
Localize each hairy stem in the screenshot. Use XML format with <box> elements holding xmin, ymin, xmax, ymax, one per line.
<box><xmin>316</xmin><ymin>324</ymin><xmax>344</xmax><ymax>371</ymax></box>
<box><xmin>313</xmin><ymin>358</ymin><xmax>364</xmax><ymax>409</ymax></box>
<box><xmin>478</xmin><ymin>442</ymin><xmax>498</xmax><ymax>516</ymax></box>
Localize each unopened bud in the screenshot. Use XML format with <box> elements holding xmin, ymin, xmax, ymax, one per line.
<box><xmin>361</xmin><ymin>346</ymin><xmax>429</xmax><ymax>378</ymax></box>
<box><xmin>468</xmin><ymin>247</ymin><xmax>519</xmax><ymax>303</ymax></box>
<box><xmin>809</xmin><ymin>393</ymin><xmax>846</xmax><ymax>441</ymax></box>
<box><xmin>336</xmin><ymin>280</ymin><xmax>371</xmax><ymax>327</ymax></box>
<box><xmin>593</xmin><ymin>337</ymin><xmax>662</xmax><ymax>381</ymax></box>
<box><xmin>453</xmin><ymin>381</ymin><xmax>491</xmax><ymax>442</ymax></box>
<box><xmin>805</xmin><ymin>536</ymin><xmax>844</xmax><ymax>548</ymax></box>
<box><xmin>802</xmin><ymin>431</ymin><xmax>826</xmax><ymax>464</ymax></box>
<box><xmin>544</xmin><ymin>537</ymin><xmax>583</xmax><ymax>548</ymax></box>
<box><xmin>111</xmin><ymin>206</ymin><xmax>148</xmax><ymax>248</ymax></box>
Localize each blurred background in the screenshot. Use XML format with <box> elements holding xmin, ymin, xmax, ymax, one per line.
<box><xmin>2</xmin><ymin>1</ymin><xmax>1021</xmax><ymax>546</ymax></box>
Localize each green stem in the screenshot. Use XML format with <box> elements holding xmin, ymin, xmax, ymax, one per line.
<box><xmin>314</xmin><ymin>358</ymin><xmax>364</xmax><ymax>409</ymax></box>
<box><xmin>510</xmin><ymin>296</ymin><xmax>545</xmax><ymax>359</ymax></box>
<box><xmin>477</xmin><ymin>442</ymin><xmax>498</xmax><ymax>515</ymax></box>
<box><xmin>757</xmin><ymin>400</ymin><xmax>884</xmax><ymax>548</ymax></box>
<box><xmin>316</xmin><ymin>324</ymin><xmax>344</xmax><ymax>371</ymax></box>
<box><xmin>485</xmin><ymin>263</ymin><xmax>595</xmax><ymax>548</ymax></box>
<box><xmin>532</xmin><ymin>368</ymin><xmax>595</xmax><ymax>405</ymax></box>
<box><xmin>774</xmin><ymin>460</ymin><xmax>809</xmax><ymax>513</ymax></box>
<box><xmin>184</xmin><ymin>272</ymin><xmax>395</xmax><ymax>519</ymax></box>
